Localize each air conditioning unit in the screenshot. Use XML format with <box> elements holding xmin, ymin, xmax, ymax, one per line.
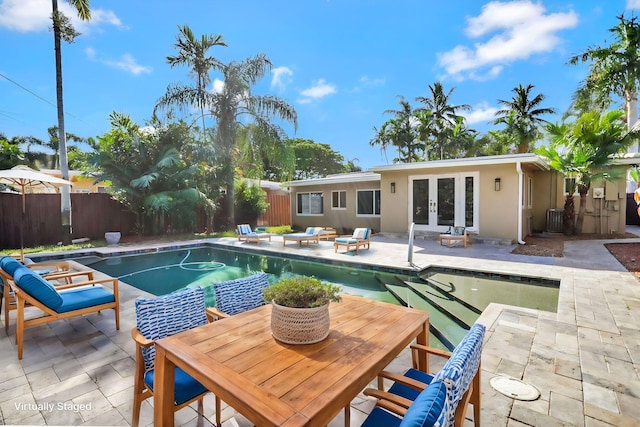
<box><xmin>593</xmin><ymin>187</ymin><xmax>605</xmax><ymax>199</ymax></box>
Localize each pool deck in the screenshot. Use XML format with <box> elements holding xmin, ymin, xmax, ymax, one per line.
<box><xmin>1</xmin><ymin>228</ymin><xmax>640</xmax><ymax>426</ymax></box>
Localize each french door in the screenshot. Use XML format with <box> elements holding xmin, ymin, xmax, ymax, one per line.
<box><xmin>410</xmin><ymin>173</ymin><xmax>478</xmax><ymax>232</ymax></box>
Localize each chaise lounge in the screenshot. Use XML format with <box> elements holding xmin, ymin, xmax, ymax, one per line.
<box><xmin>237</xmin><ymin>224</ymin><xmax>272</xmax><ymax>243</ymax></box>
<box><xmin>282</xmin><ymin>227</ymin><xmax>322</xmax><ymax>246</ymax></box>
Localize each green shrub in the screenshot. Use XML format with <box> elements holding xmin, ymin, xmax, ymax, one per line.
<box><xmin>265</xmin><ymin>225</ymin><xmax>293</xmax><ymax>234</ymax></box>
<box><xmin>263</xmin><ymin>276</ymin><xmax>342</xmax><ymax>308</ymax></box>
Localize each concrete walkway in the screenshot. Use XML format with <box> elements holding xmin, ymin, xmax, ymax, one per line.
<box><xmin>1</xmin><ymin>228</ymin><xmax>639</xmax><ymax>426</ymax></box>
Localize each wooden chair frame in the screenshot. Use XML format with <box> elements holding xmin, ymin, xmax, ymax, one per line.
<box><xmin>236</xmin><ymin>224</ymin><xmax>272</xmax><ymax>244</ymax></box>
<box><xmin>1</xmin><ymin>262</ymin><xmax>94</xmax><ymax>331</ymax></box>
<box><xmin>439</xmin><ymin>227</ymin><xmax>471</xmax><ymax>248</ymax></box>
<box><xmin>131</xmin><ymin>325</ymin><xmax>221</xmax><ymax>427</ymax></box>
<box><xmin>11</xmin><ymin>276</ymin><xmax>120</xmax><ymax>360</ymax></box>
<box><xmin>333</xmin><ymin>229</ymin><xmax>371</xmax><ymax>254</ymax></box>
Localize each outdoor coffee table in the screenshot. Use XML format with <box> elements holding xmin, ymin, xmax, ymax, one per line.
<box><xmin>153</xmin><ymin>294</ymin><xmax>430</xmax><ymax>427</ymax></box>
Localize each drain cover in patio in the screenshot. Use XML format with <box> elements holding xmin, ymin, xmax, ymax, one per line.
<box><xmin>490</xmin><ymin>375</ymin><xmax>541</xmax><ymax>401</ymax></box>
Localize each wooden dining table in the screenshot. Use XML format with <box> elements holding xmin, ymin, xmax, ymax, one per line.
<box><xmin>153</xmin><ymin>294</ymin><xmax>430</xmax><ymax>427</ymax></box>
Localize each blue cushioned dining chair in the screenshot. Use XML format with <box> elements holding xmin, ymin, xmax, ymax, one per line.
<box><xmin>361</xmin><ymin>380</ymin><xmax>449</xmax><ymax>427</ymax></box>
<box><xmin>364</xmin><ymin>323</ymin><xmax>485</xmax><ymax>427</ymax></box>
<box><xmin>207</xmin><ymin>272</ymin><xmax>270</xmax><ymax>320</ymax></box>
<box><xmin>131</xmin><ymin>287</ymin><xmax>220</xmax><ymax>427</ymax></box>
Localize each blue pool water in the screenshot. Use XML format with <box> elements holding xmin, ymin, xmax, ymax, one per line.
<box><xmin>77</xmin><ymin>245</ymin><xmax>559</xmax><ymax>349</ymax></box>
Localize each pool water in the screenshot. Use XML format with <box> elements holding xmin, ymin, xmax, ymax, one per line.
<box><xmin>77</xmin><ymin>246</ymin><xmax>559</xmax><ymax>349</ymax></box>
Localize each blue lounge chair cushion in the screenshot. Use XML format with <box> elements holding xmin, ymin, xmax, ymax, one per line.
<box><xmin>135</xmin><ymin>287</ymin><xmax>208</xmax><ymax>371</ymax></box>
<box><xmin>0</xmin><ymin>256</ymin><xmax>23</xmax><ymax>276</ymax></box>
<box><xmin>213</xmin><ymin>272</ymin><xmax>269</xmax><ymax>316</ymax></box>
<box><xmin>399</xmin><ymin>380</ymin><xmax>448</xmax><ymax>427</ymax></box>
<box><xmin>144</xmin><ymin>366</ymin><xmax>208</xmax><ymax>406</ymax></box>
<box><xmin>13</xmin><ymin>268</ymin><xmax>63</xmax><ymax>310</ymax></box>
<box><xmin>360</xmin><ymin>380</ymin><xmax>448</xmax><ymax>427</ymax></box>
<box><xmin>57</xmin><ymin>286</ymin><xmax>115</xmax><ymax>313</ymax></box>
<box><xmin>335</xmin><ymin>238</ymin><xmax>357</xmax><ymax>244</ymax></box>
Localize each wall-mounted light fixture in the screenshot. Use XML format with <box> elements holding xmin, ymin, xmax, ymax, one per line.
<box><xmin>494</xmin><ymin>178</ymin><xmax>501</xmax><ymax>192</ymax></box>
<box><xmin>390</xmin><ymin>182</ymin><xmax>396</xmax><ymax>193</ymax></box>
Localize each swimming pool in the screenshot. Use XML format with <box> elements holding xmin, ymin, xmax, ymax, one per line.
<box><xmin>76</xmin><ymin>245</ymin><xmax>559</xmax><ymax>350</ymax></box>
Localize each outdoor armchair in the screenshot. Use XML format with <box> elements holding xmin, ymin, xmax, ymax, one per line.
<box><xmin>333</xmin><ymin>228</ymin><xmax>371</xmax><ymax>254</ymax></box>
<box><xmin>236</xmin><ymin>224</ymin><xmax>272</xmax><ymax>243</ymax></box>
<box><xmin>439</xmin><ymin>226</ymin><xmax>471</xmax><ymax>248</ymax></box>
<box><xmin>207</xmin><ymin>272</ymin><xmax>270</xmax><ymax>321</ymax></box>
<box><xmin>362</xmin><ymin>323</ymin><xmax>485</xmax><ymax>427</ymax></box>
<box><xmin>10</xmin><ymin>265</ymin><xmax>119</xmax><ymax>360</ymax></box>
<box><xmin>131</xmin><ymin>286</ymin><xmax>220</xmax><ymax>427</ymax></box>
<box><xmin>1</xmin><ymin>255</ymin><xmax>94</xmax><ymax>331</ymax></box>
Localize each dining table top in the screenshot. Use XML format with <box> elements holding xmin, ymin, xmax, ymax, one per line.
<box><xmin>153</xmin><ymin>294</ymin><xmax>430</xmax><ymax>427</ymax></box>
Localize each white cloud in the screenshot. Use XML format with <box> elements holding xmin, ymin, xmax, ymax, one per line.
<box><xmin>0</xmin><ymin>0</ymin><xmax>123</xmax><ymax>33</ymax></box>
<box><xmin>212</xmin><ymin>78</ymin><xmax>225</xmax><ymax>93</ymax></box>
<box><xmin>628</xmin><ymin>0</ymin><xmax>640</xmax><ymax>9</ymax></box>
<box><xmin>298</xmin><ymin>79</ymin><xmax>336</xmax><ymax>103</ymax></box>
<box><xmin>271</xmin><ymin>66</ymin><xmax>293</xmax><ymax>91</ymax></box>
<box><xmin>87</xmin><ymin>49</ymin><xmax>151</xmax><ymax>75</ymax></box>
<box><xmin>437</xmin><ymin>0</ymin><xmax>578</xmax><ymax>81</ymax></box>
<box><xmin>353</xmin><ymin>75</ymin><xmax>386</xmax><ymax>91</ymax></box>
<box><xmin>462</xmin><ymin>102</ymin><xmax>499</xmax><ymax>125</ymax></box>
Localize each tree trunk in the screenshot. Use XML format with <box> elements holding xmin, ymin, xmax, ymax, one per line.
<box><xmin>225</xmin><ymin>182</ymin><xmax>235</xmax><ymax>229</ymax></box>
<box><xmin>563</xmin><ymin>195</ymin><xmax>576</xmax><ymax>236</ymax></box>
<box><xmin>52</xmin><ymin>0</ymin><xmax>72</xmax><ymax>245</ymax></box>
<box><xmin>626</xmin><ymin>90</ymin><xmax>639</xmax><ymax>152</ymax></box>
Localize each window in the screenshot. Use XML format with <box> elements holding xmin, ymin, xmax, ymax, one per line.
<box><xmin>356</xmin><ymin>189</ymin><xmax>381</xmax><ymax>216</ymax></box>
<box><xmin>331</xmin><ymin>190</ymin><xmax>346</xmax><ymax>210</ymax></box>
<box><xmin>564</xmin><ymin>177</ymin><xmax>578</xmax><ymax>196</ymax></box>
<box><xmin>297</xmin><ymin>192</ymin><xmax>323</xmax><ymax>215</ymax></box>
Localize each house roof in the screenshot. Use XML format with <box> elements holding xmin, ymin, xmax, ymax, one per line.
<box><xmin>288</xmin><ymin>172</ymin><xmax>380</xmax><ymax>187</ymax></box>
<box><xmin>369</xmin><ymin>153</ymin><xmax>550</xmax><ymax>172</ymax></box>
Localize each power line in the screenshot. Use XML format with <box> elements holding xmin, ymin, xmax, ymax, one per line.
<box><xmin>0</xmin><ymin>72</ymin><xmax>91</xmax><ymax>125</ymax></box>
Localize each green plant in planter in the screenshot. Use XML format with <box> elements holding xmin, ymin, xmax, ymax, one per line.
<box><xmin>263</xmin><ymin>276</ymin><xmax>342</xmax><ymax>308</ymax></box>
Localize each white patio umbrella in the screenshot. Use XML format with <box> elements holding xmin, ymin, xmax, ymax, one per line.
<box><xmin>0</xmin><ymin>166</ymin><xmax>72</xmax><ymax>261</ymax></box>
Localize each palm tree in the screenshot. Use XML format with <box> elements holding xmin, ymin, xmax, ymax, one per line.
<box><xmin>210</xmin><ymin>54</ymin><xmax>297</xmax><ymax>228</ymax></box>
<box><xmin>370</xmin><ymin>96</ymin><xmax>422</xmax><ymax>163</ymax></box>
<box><xmin>494</xmin><ymin>84</ymin><xmax>556</xmax><ymax>153</ymax></box>
<box><xmin>26</xmin><ymin>126</ymin><xmax>84</xmax><ymax>169</ymax></box>
<box><xmin>154</xmin><ymin>25</ymin><xmax>227</xmax><ymax>144</ymax></box>
<box><xmin>416</xmin><ymin>82</ymin><xmax>471</xmax><ymax>160</ymax></box>
<box><xmin>538</xmin><ymin>110</ymin><xmax>634</xmax><ymax>235</ymax></box>
<box><xmin>568</xmin><ymin>14</ymin><xmax>640</xmax><ymax>134</ymax></box>
<box><xmin>52</xmin><ymin>0</ymin><xmax>90</xmax><ymax>244</ymax></box>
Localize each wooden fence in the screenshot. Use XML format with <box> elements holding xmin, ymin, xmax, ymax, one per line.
<box><xmin>0</xmin><ymin>192</ymin><xmax>291</xmax><ymax>249</ymax></box>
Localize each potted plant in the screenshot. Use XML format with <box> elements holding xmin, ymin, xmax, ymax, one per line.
<box><xmin>263</xmin><ymin>276</ymin><xmax>342</xmax><ymax>344</ymax></box>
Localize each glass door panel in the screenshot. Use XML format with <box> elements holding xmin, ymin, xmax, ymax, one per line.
<box><xmin>437</xmin><ymin>178</ymin><xmax>455</xmax><ymax>226</ymax></box>
<box><xmin>413</xmin><ymin>179</ymin><xmax>430</xmax><ymax>225</ymax></box>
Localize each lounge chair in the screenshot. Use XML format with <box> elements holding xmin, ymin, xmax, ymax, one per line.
<box><xmin>333</xmin><ymin>228</ymin><xmax>371</xmax><ymax>254</ymax></box>
<box><xmin>362</xmin><ymin>323</ymin><xmax>485</xmax><ymax>427</ymax></box>
<box><xmin>207</xmin><ymin>272</ymin><xmax>269</xmax><ymax>320</ymax></box>
<box><xmin>282</xmin><ymin>227</ymin><xmax>322</xmax><ymax>246</ymax></box>
<box><xmin>439</xmin><ymin>226</ymin><xmax>471</xmax><ymax>248</ymax></box>
<box><xmin>0</xmin><ymin>256</ymin><xmax>94</xmax><ymax>331</ymax></box>
<box><xmin>236</xmin><ymin>224</ymin><xmax>272</xmax><ymax>243</ymax></box>
<box><xmin>131</xmin><ymin>287</ymin><xmax>219</xmax><ymax>427</ymax></box>
<box><xmin>10</xmin><ymin>265</ymin><xmax>120</xmax><ymax>360</ymax></box>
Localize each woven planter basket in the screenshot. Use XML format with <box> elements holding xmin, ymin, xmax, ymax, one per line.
<box><xmin>270</xmin><ymin>301</ymin><xmax>330</xmax><ymax>344</ymax></box>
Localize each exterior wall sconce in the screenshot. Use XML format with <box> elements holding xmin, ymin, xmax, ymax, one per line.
<box><xmin>390</xmin><ymin>182</ymin><xmax>396</xmax><ymax>193</ymax></box>
<box><xmin>494</xmin><ymin>178</ymin><xmax>501</xmax><ymax>191</ymax></box>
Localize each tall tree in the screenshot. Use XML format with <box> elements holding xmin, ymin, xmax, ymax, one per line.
<box><xmin>52</xmin><ymin>0</ymin><xmax>91</xmax><ymax>244</ymax></box>
<box><xmin>416</xmin><ymin>82</ymin><xmax>471</xmax><ymax>160</ymax></box>
<box><xmin>494</xmin><ymin>84</ymin><xmax>556</xmax><ymax>153</ymax></box>
<box><xmin>538</xmin><ymin>110</ymin><xmax>634</xmax><ymax>235</ymax></box>
<box><xmin>289</xmin><ymin>138</ymin><xmax>349</xmax><ymax>180</ymax></box>
<box><xmin>210</xmin><ymin>54</ymin><xmax>297</xmax><ymax>228</ymax></box>
<box><xmin>568</xmin><ymin>14</ymin><xmax>640</xmax><ymax>135</ymax></box>
<box><xmin>370</xmin><ymin>96</ymin><xmax>422</xmax><ymax>163</ymax></box>
<box><xmin>154</xmin><ymin>25</ymin><xmax>227</xmax><ymax>144</ymax></box>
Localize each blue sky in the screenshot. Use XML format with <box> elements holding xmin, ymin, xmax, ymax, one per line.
<box><xmin>1</xmin><ymin>0</ymin><xmax>639</xmax><ymax>170</ymax></box>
